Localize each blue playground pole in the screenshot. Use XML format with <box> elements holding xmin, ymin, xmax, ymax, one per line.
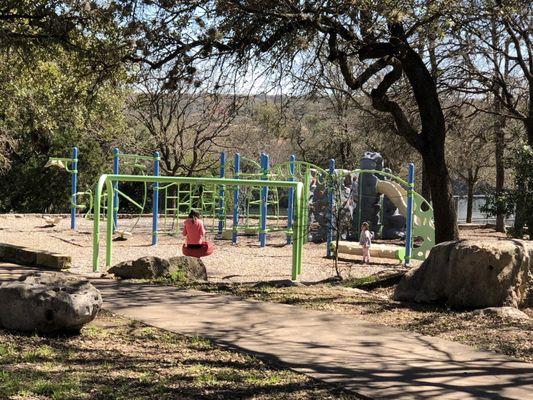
<box><xmin>152</xmin><ymin>151</ymin><xmax>160</xmax><ymax>245</ymax></box>
<box><xmin>70</xmin><ymin>147</ymin><xmax>78</xmax><ymax>230</ymax></box>
<box><xmin>326</xmin><ymin>159</ymin><xmax>335</xmax><ymax>257</ymax></box>
<box><xmin>287</xmin><ymin>154</ymin><xmax>296</xmax><ymax>244</ymax></box>
<box><xmin>218</xmin><ymin>152</ymin><xmax>226</xmax><ymax>235</ymax></box>
<box><xmin>112</xmin><ymin>148</ymin><xmax>120</xmax><ymax>231</ymax></box>
<box><xmin>405</xmin><ymin>163</ymin><xmax>415</xmax><ymax>266</ymax></box>
<box><xmin>232</xmin><ymin>153</ymin><xmax>241</xmax><ymax>244</ymax></box>
<box><xmin>259</xmin><ymin>153</ymin><xmax>269</xmax><ymax>247</ymax></box>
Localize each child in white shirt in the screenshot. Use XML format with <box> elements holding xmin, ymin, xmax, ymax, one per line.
<box><xmin>359</xmin><ymin>222</ymin><xmax>372</xmax><ymax>263</ymax></box>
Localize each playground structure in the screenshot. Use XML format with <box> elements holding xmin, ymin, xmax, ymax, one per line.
<box><xmin>92</xmin><ymin>174</ymin><xmax>306</xmax><ymax>279</ymax></box>
<box><xmin>47</xmin><ymin>147</ymin><xmax>435</xmax><ymax>268</ymax></box>
<box><xmin>332</xmin><ymin>152</ymin><xmax>435</xmax><ymax>262</ymax></box>
<box><xmin>45</xmin><ymin>147</ymin><xmax>161</xmax><ymax>242</ymax></box>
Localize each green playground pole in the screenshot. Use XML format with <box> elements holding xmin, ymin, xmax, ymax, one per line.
<box><xmin>404</xmin><ymin>163</ymin><xmax>415</xmax><ymax>266</ymax></box>
<box><xmin>92</xmin><ymin>174</ymin><xmax>107</xmax><ymax>269</ymax></box>
<box><xmin>106</xmin><ymin>181</ymin><xmax>114</xmax><ymax>267</ymax></box>
<box><xmin>292</xmin><ymin>181</ymin><xmax>304</xmax><ymax>280</ymax></box>
<box><xmin>297</xmin><ymin>181</ymin><xmax>305</xmax><ymax>276</ymax></box>
<box><xmin>218</xmin><ymin>151</ymin><xmax>226</xmax><ymax>235</ymax></box>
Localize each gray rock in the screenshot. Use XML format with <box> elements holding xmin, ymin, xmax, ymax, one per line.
<box><xmin>109</xmin><ymin>256</ymin><xmax>207</xmax><ymax>281</ymax></box>
<box><xmin>168</xmin><ymin>256</ymin><xmax>208</xmax><ymax>281</ymax></box>
<box><xmin>108</xmin><ymin>256</ymin><xmax>169</xmax><ymax>279</ymax></box>
<box><xmin>393</xmin><ymin>239</ymin><xmax>533</xmax><ymax>309</ymax></box>
<box><xmin>0</xmin><ymin>272</ymin><xmax>102</xmax><ymax>334</ymax></box>
<box><xmin>472</xmin><ymin>307</ymin><xmax>530</xmax><ymax>321</ymax></box>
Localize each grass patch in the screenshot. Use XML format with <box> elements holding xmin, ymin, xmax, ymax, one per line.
<box><xmin>0</xmin><ymin>310</ymin><xmax>359</xmax><ymax>399</ymax></box>
<box><xmin>344</xmin><ymin>275</ymin><xmax>377</xmax><ymax>287</ymax></box>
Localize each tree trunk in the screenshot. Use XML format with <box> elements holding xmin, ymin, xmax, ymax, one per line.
<box><xmin>513</xmin><ymin>90</ymin><xmax>532</xmax><ymax>236</ymax></box>
<box><xmin>422</xmin><ymin>153</ymin><xmax>459</xmax><ymax>243</ymax></box>
<box><xmin>526</xmin><ymin>81</ymin><xmax>533</xmax><ymax>147</ymax></box>
<box><xmin>421</xmin><ymin>164</ymin><xmax>432</xmax><ymax>202</ymax></box>
<box><xmin>494</xmin><ymin>108</ymin><xmax>506</xmax><ymax>232</ymax></box>
<box><xmin>466</xmin><ymin>170</ymin><xmax>474</xmax><ymax>224</ymax></box>
<box><xmin>399</xmin><ymin>46</ymin><xmax>459</xmax><ymax>242</ymax></box>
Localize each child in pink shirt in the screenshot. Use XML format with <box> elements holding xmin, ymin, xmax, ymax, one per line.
<box><xmin>182</xmin><ymin>210</ymin><xmax>206</xmax><ymax>248</ymax></box>
<box><xmin>182</xmin><ymin>210</ymin><xmax>214</xmax><ymax>258</ymax></box>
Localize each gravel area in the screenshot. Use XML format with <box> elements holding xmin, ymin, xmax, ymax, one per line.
<box><xmin>0</xmin><ymin>214</ymin><xmax>398</xmax><ymax>282</ymax></box>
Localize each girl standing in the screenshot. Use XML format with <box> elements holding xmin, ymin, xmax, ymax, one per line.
<box><xmin>359</xmin><ymin>222</ymin><xmax>372</xmax><ymax>264</ymax></box>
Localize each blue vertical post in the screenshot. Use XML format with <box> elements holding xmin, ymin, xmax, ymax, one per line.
<box><xmin>259</xmin><ymin>153</ymin><xmax>269</xmax><ymax>247</ymax></box>
<box><xmin>405</xmin><ymin>163</ymin><xmax>415</xmax><ymax>266</ymax></box>
<box><xmin>287</xmin><ymin>155</ymin><xmax>296</xmax><ymax>244</ymax></box>
<box><xmin>112</xmin><ymin>148</ymin><xmax>120</xmax><ymax>231</ymax></box>
<box><xmin>232</xmin><ymin>153</ymin><xmax>241</xmax><ymax>244</ymax></box>
<box><xmin>218</xmin><ymin>152</ymin><xmax>226</xmax><ymax>235</ymax></box>
<box><xmin>70</xmin><ymin>147</ymin><xmax>78</xmax><ymax>230</ymax></box>
<box><xmin>152</xmin><ymin>152</ymin><xmax>160</xmax><ymax>245</ymax></box>
<box><xmin>326</xmin><ymin>159</ymin><xmax>335</xmax><ymax>257</ymax></box>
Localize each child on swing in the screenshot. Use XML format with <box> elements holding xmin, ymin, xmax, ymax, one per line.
<box><xmin>182</xmin><ymin>210</ymin><xmax>214</xmax><ymax>257</ymax></box>
<box><xmin>359</xmin><ymin>222</ymin><xmax>372</xmax><ymax>264</ymax></box>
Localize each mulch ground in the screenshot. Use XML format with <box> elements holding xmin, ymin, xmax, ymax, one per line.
<box><xmin>0</xmin><ymin>215</ymin><xmax>398</xmax><ymax>282</ymax></box>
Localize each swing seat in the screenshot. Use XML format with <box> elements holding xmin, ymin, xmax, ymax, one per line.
<box><xmin>182</xmin><ymin>242</ymin><xmax>214</xmax><ymax>258</ymax></box>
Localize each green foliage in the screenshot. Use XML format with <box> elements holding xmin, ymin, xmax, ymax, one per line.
<box><xmin>511</xmin><ymin>144</ymin><xmax>533</xmax><ymax>238</ymax></box>
<box><xmin>479</xmin><ymin>189</ymin><xmax>515</xmax><ymax>219</ymax></box>
<box><xmin>481</xmin><ymin>144</ymin><xmax>533</xmax><ymax>239</ymax></box>
<box><xmin>169</xmin><ymin>268</ymin><xmax>187</xmax><ymax>283</ymax></box>
<box><xmin>0</xmin><ymin>1</ymin><xmax>134</xmax><ymax>212</ymax></box>
<box><xmin>0</xmin><ymin>46</ymin><xmax>130</xmax><ymax>212</ymax></box>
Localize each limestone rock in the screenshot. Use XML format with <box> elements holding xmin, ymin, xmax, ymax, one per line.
<box><xmin>108</xmin><ymin>256</ymin><xmax>169</xmax><ymax>279</ymax></box>
<box><xmin>168</xmin><ymin>256</ymin><xmax>207</xmax><ymax>281</ymax></box>
<box><xmin>0</xmin><ymin>243</ymin><xmax>71</xmax><ymax>270</ymax></box>
<box><xmin>393</xmin><ymin>239</ymin><xmax>532</xmax><ymax>309</ymax></box>
<box><xmin>0</xmin><ymin>272</ymin><xmax>102</xmax><ymax>334</ymax></box>
<box><xmin>472</xmin><ymin>307</ymin><xmax>530</xmax><ymax>321</ymax></box>
<box><xmin>109</xmin><ymin>256</ymin><xmax>207</xmax><ymax>281</ymax></box>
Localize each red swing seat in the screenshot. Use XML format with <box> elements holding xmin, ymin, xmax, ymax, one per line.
<box><xmin>182</xmin><ymin>242</ymin><xmax>214</xmax><ymax>258</ymax></box>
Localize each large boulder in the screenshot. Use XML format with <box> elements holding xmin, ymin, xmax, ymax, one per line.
<box><xmin>108</xmin><ymin>256</ymin><xmax>207</xmax><ymax>281</ymax></box>
<box><xmin>0</xmin><ymin>272</ymin><xmax>102</xmax><ymax>334</ymax></box>
<box><xmin>393</xmin><ymin>239</ymin><xmax>532</xmax><ymax>309</ymax></box>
